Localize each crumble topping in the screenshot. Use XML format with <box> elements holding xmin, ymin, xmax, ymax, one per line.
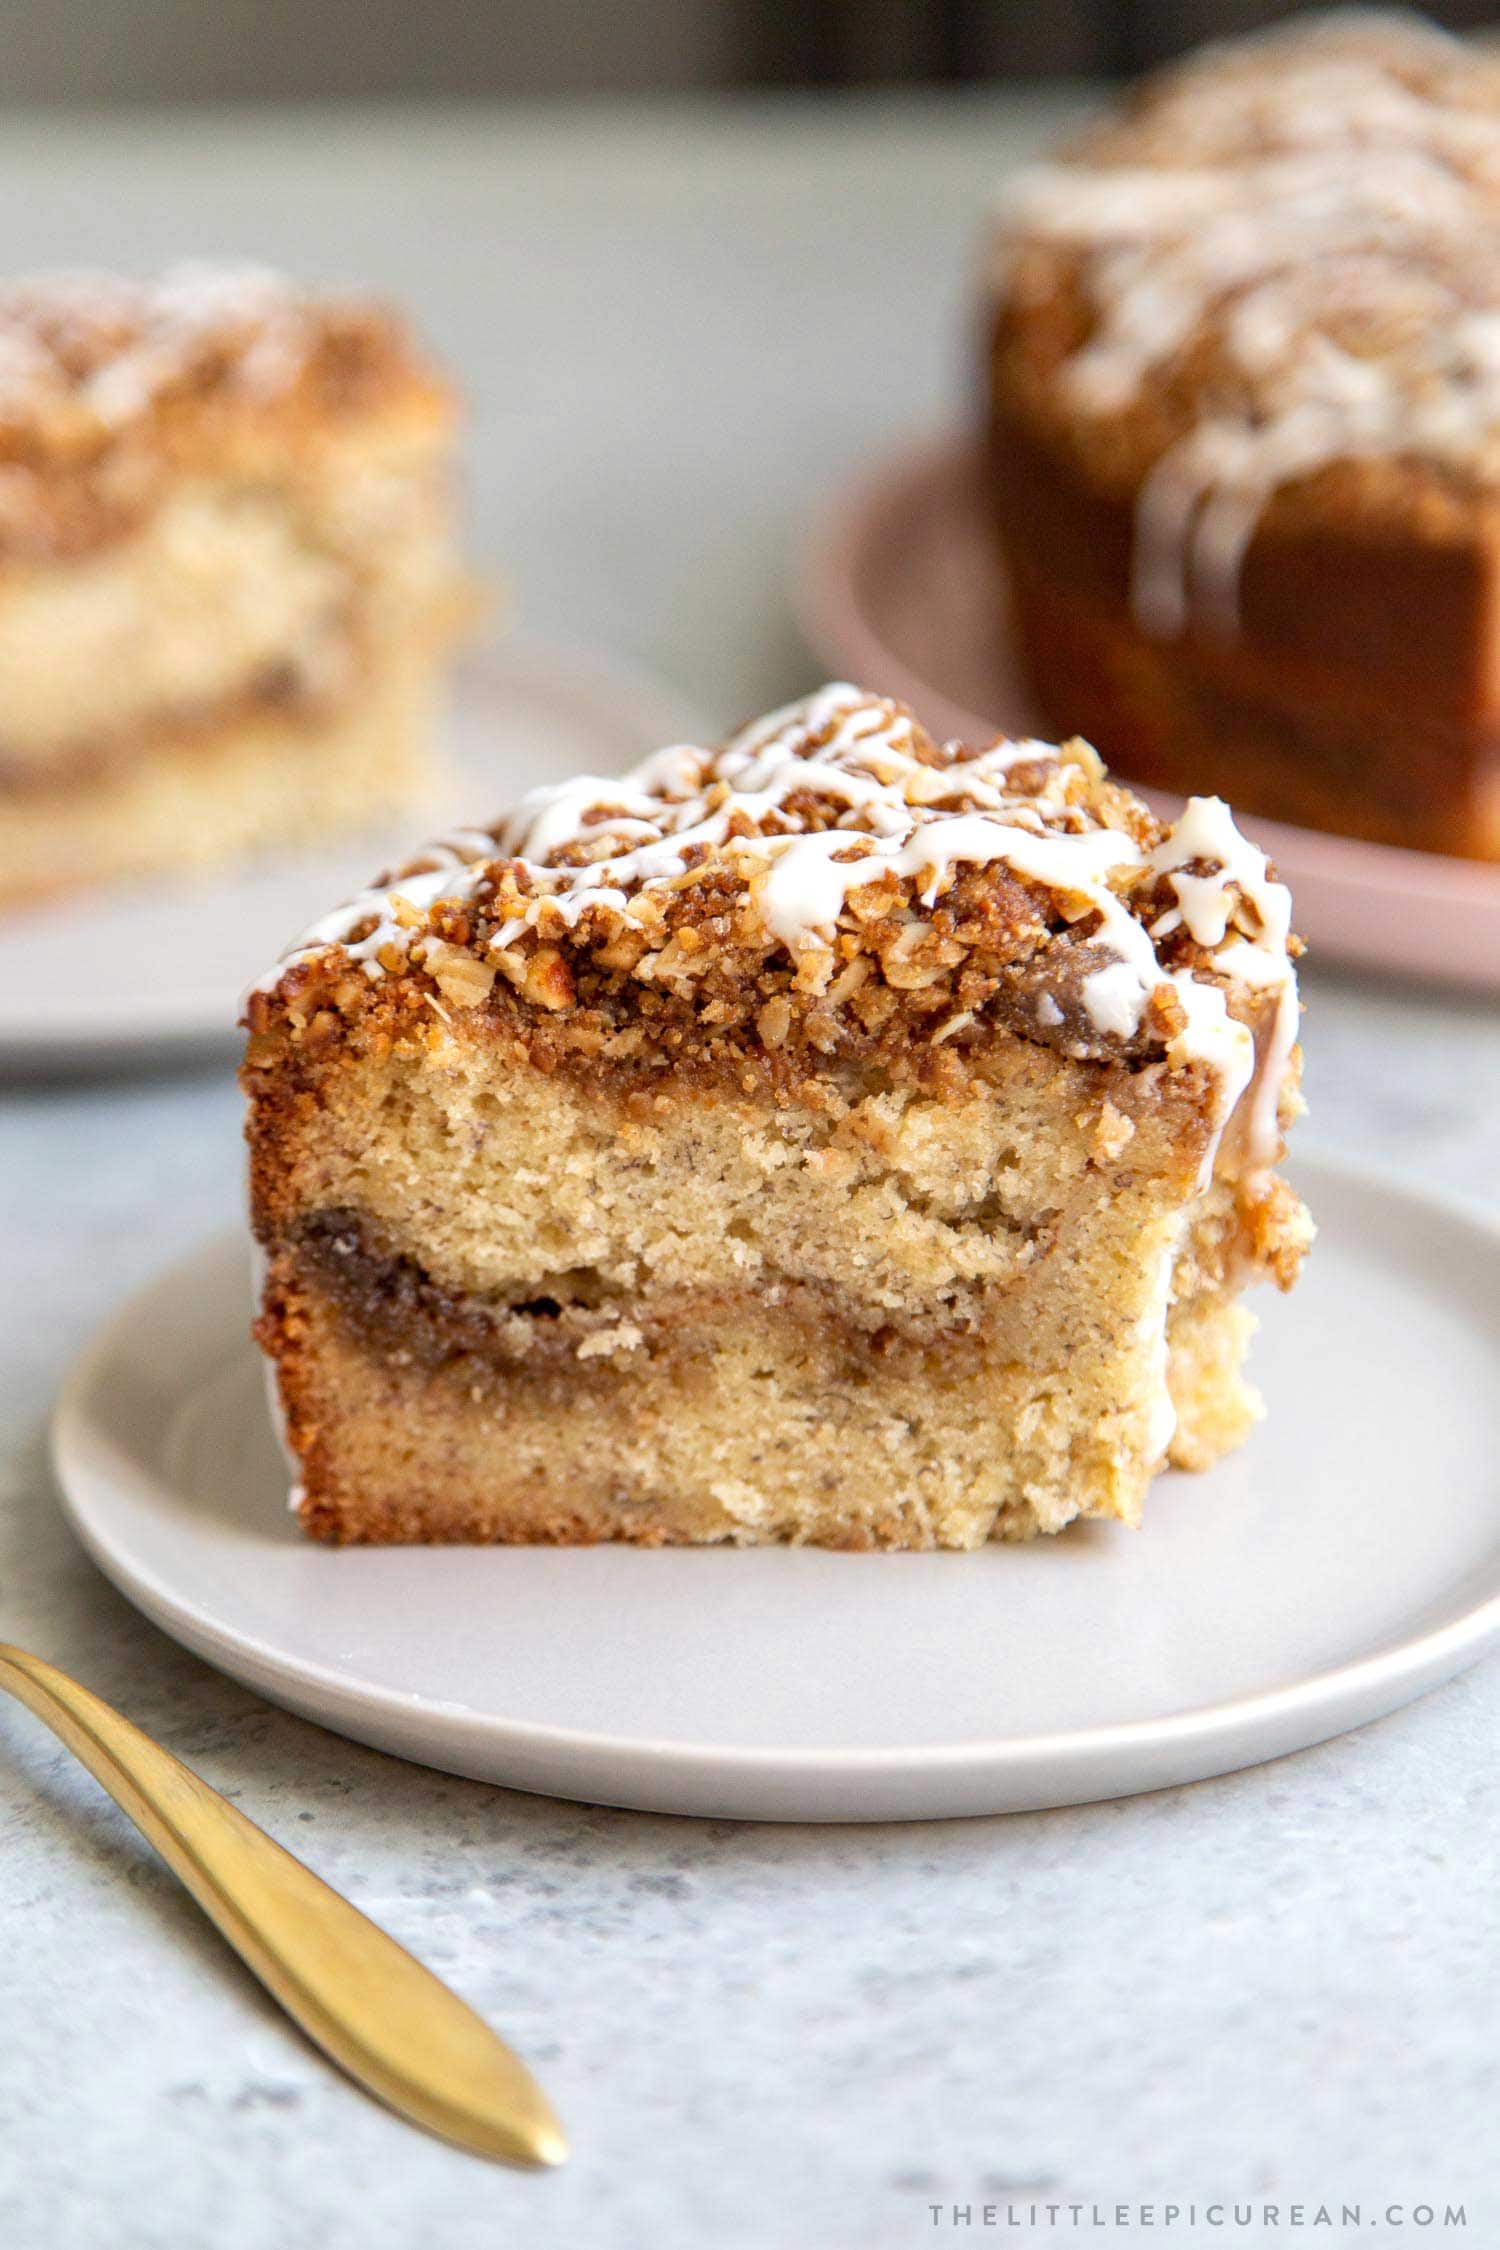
<box><xmin>0</xmin><ymin>263</ymin><xmax>422</xmax><ymax>429</ymax></box>
<box><xmin>253</xmin><ymin>683</ymin><xmax>1300</xmax><ymax>1175</ymax></box>
<box><xmin>990</xmin><ymin>11</ymin><xmax>1500</xmax><ymax>635</ymax></box>
<box><xmin>0</xmin><ymin>264</ymin><xmax>447</xmax><ymax>560</ymax></box>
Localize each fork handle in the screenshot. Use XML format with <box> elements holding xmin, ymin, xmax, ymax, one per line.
<box><xmin>0</xmin><ymin>1642</ymin><xmax>565</xmax><ymax>2167</ymax></box>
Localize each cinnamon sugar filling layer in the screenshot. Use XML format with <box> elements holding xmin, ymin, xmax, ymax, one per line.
<box><xmin>0</xmin><ymin>649</ymin><xmax>352</xmax><ymax>794</ymax></box>
<box><xmin>278</xmin><ymin>1206</ymin><xmax>1127</xmax><ymax>1378</ymax></box>
<box><xmin>260</xmin><ymin>1204</ymin><xmax>1269</xmax><ymax>1547</ymax></box>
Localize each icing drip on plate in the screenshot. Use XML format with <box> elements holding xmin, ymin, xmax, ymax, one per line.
<box><xmin>260</xmin><ymin>684</ymin><xmax>1299</xmax><ymax>1175</ymax></box>
<box><xmin>992</xmin><ymin>13</ymin><xmax>1500</xmax><ymax>636</ymax></box>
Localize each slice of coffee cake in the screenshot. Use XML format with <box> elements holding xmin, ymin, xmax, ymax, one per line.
<box><xmin>244</xmin><ymin>684</ymin><xmax>1310</xmax><ymax>1548</ymax></box>
<box><xmin>0</xmin><ymin>264</ymin><xmax>469</xmax><ymax>906</ymax></box>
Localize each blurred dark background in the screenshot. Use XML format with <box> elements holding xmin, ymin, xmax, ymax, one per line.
<box><xmin>2</xmin><ymin>0</ymin><xmax>1493</xmax><ymax>103</ymax></box>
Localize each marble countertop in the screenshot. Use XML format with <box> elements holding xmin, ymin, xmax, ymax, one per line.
<box><xmin>1</xmin><ymin>95</ymin><xmax>1497</xmax><ymax>2250</ymax></box>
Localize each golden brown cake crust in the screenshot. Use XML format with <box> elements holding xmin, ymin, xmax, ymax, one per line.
<box><xmin>0</xmin><ymin>265</ymin><xmax>453</xmax><ymax>564</ymax></box>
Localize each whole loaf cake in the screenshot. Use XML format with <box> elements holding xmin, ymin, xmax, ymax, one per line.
<box><xmin>985</xmin><ymin>11</ymin><xmax>1500</xmax><ymax>859</ymax></box>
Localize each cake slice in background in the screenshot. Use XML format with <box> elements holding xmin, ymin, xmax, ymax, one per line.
<box><xmin>984</xmin><ymin>11</ymin><xmax>1500</xmax><ymax>861</ymax></box>
<box><xmin>0</xmin><ymin>265</ymin><xmax>469</xmax><ymax>906</ymax></box>
<box><xmin>244</xmin><ymin>683</ymin><xmax>1311</xmax><ymax>1550</ymax></box>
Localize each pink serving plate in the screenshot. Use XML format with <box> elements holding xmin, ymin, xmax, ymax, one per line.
<box><xmin>798</xmin><ymin>435</ymin><xmax>1500</xmax><ymax>992</ymax></box>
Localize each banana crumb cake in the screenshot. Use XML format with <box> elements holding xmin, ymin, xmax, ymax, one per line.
<box><xmin>244</xmin><ymin>684</ymin><xmax>1311</xmax><ymax>1549</ymax></box>
<box><xmin>0</xmin><ymin>264</ymin><xmax>467</xmax><ymax>906</ymax></box>
<box><xmin>985</xmin><ymin>10</ymin><xmax>1500</xmax><ymax>859</ymax></box>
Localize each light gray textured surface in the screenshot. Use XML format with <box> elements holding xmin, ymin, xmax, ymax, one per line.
<box><xmin>0</xmin><ymin>95</ymin><xmax>1497</xmax><ymax>2250</ymax></box>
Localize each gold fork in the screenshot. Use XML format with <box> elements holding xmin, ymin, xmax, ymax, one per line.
<box><xmin>0</xmin><ymin>1643</ymin><xmax>566</xmax><ymax>2168</ymax></box>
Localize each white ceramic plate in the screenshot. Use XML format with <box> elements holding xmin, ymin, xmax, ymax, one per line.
<box><xmin>798</xmin><ymin>436</ymin><xmax>1500</xmax><ymax>992</ymax></box>
<box><xmin>51</xmin><ymin>1154</ymin><xmax>1500</xmax><ymax>1822</ymax></box>
<box><xmin>0</xmin><ymin>635</ymin><xmax>710</xmax><ymax>1071</ymax></box>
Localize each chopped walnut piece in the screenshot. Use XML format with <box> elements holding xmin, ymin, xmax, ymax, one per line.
<box><xmin>826</xmin><ymin>956</ymin><xmax>872</xmax><ymax>1007</ymax></box>
<box><xmin>757</xmin><ymin>995</ymin><xmax>793</xmax><ymax>1049</ymax></box>
<box><xmin>423</xmin><ymin>941</ymin><xmax>496</xmax><ymax>1010</ymax></box>
<box><xmin>523</xmin><ymin>946</ymin><xmax>576</xmax><ymax>1012</ymax></box>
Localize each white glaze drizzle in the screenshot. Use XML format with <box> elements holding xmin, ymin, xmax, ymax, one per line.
<box><xmin>992</xmin><ymin>13</ymin><xmax>1500</xmax><ymax>636</ymax></box>
<box><xmin>1139</xmin><ymin>1218</ymin><xmax>1190</xmax><ymax>1463</ymax></box>
<box><xmin>259</xmin><ymin>685</ymin><xmax>1298</xmax><ymax>1174</ymax></box>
